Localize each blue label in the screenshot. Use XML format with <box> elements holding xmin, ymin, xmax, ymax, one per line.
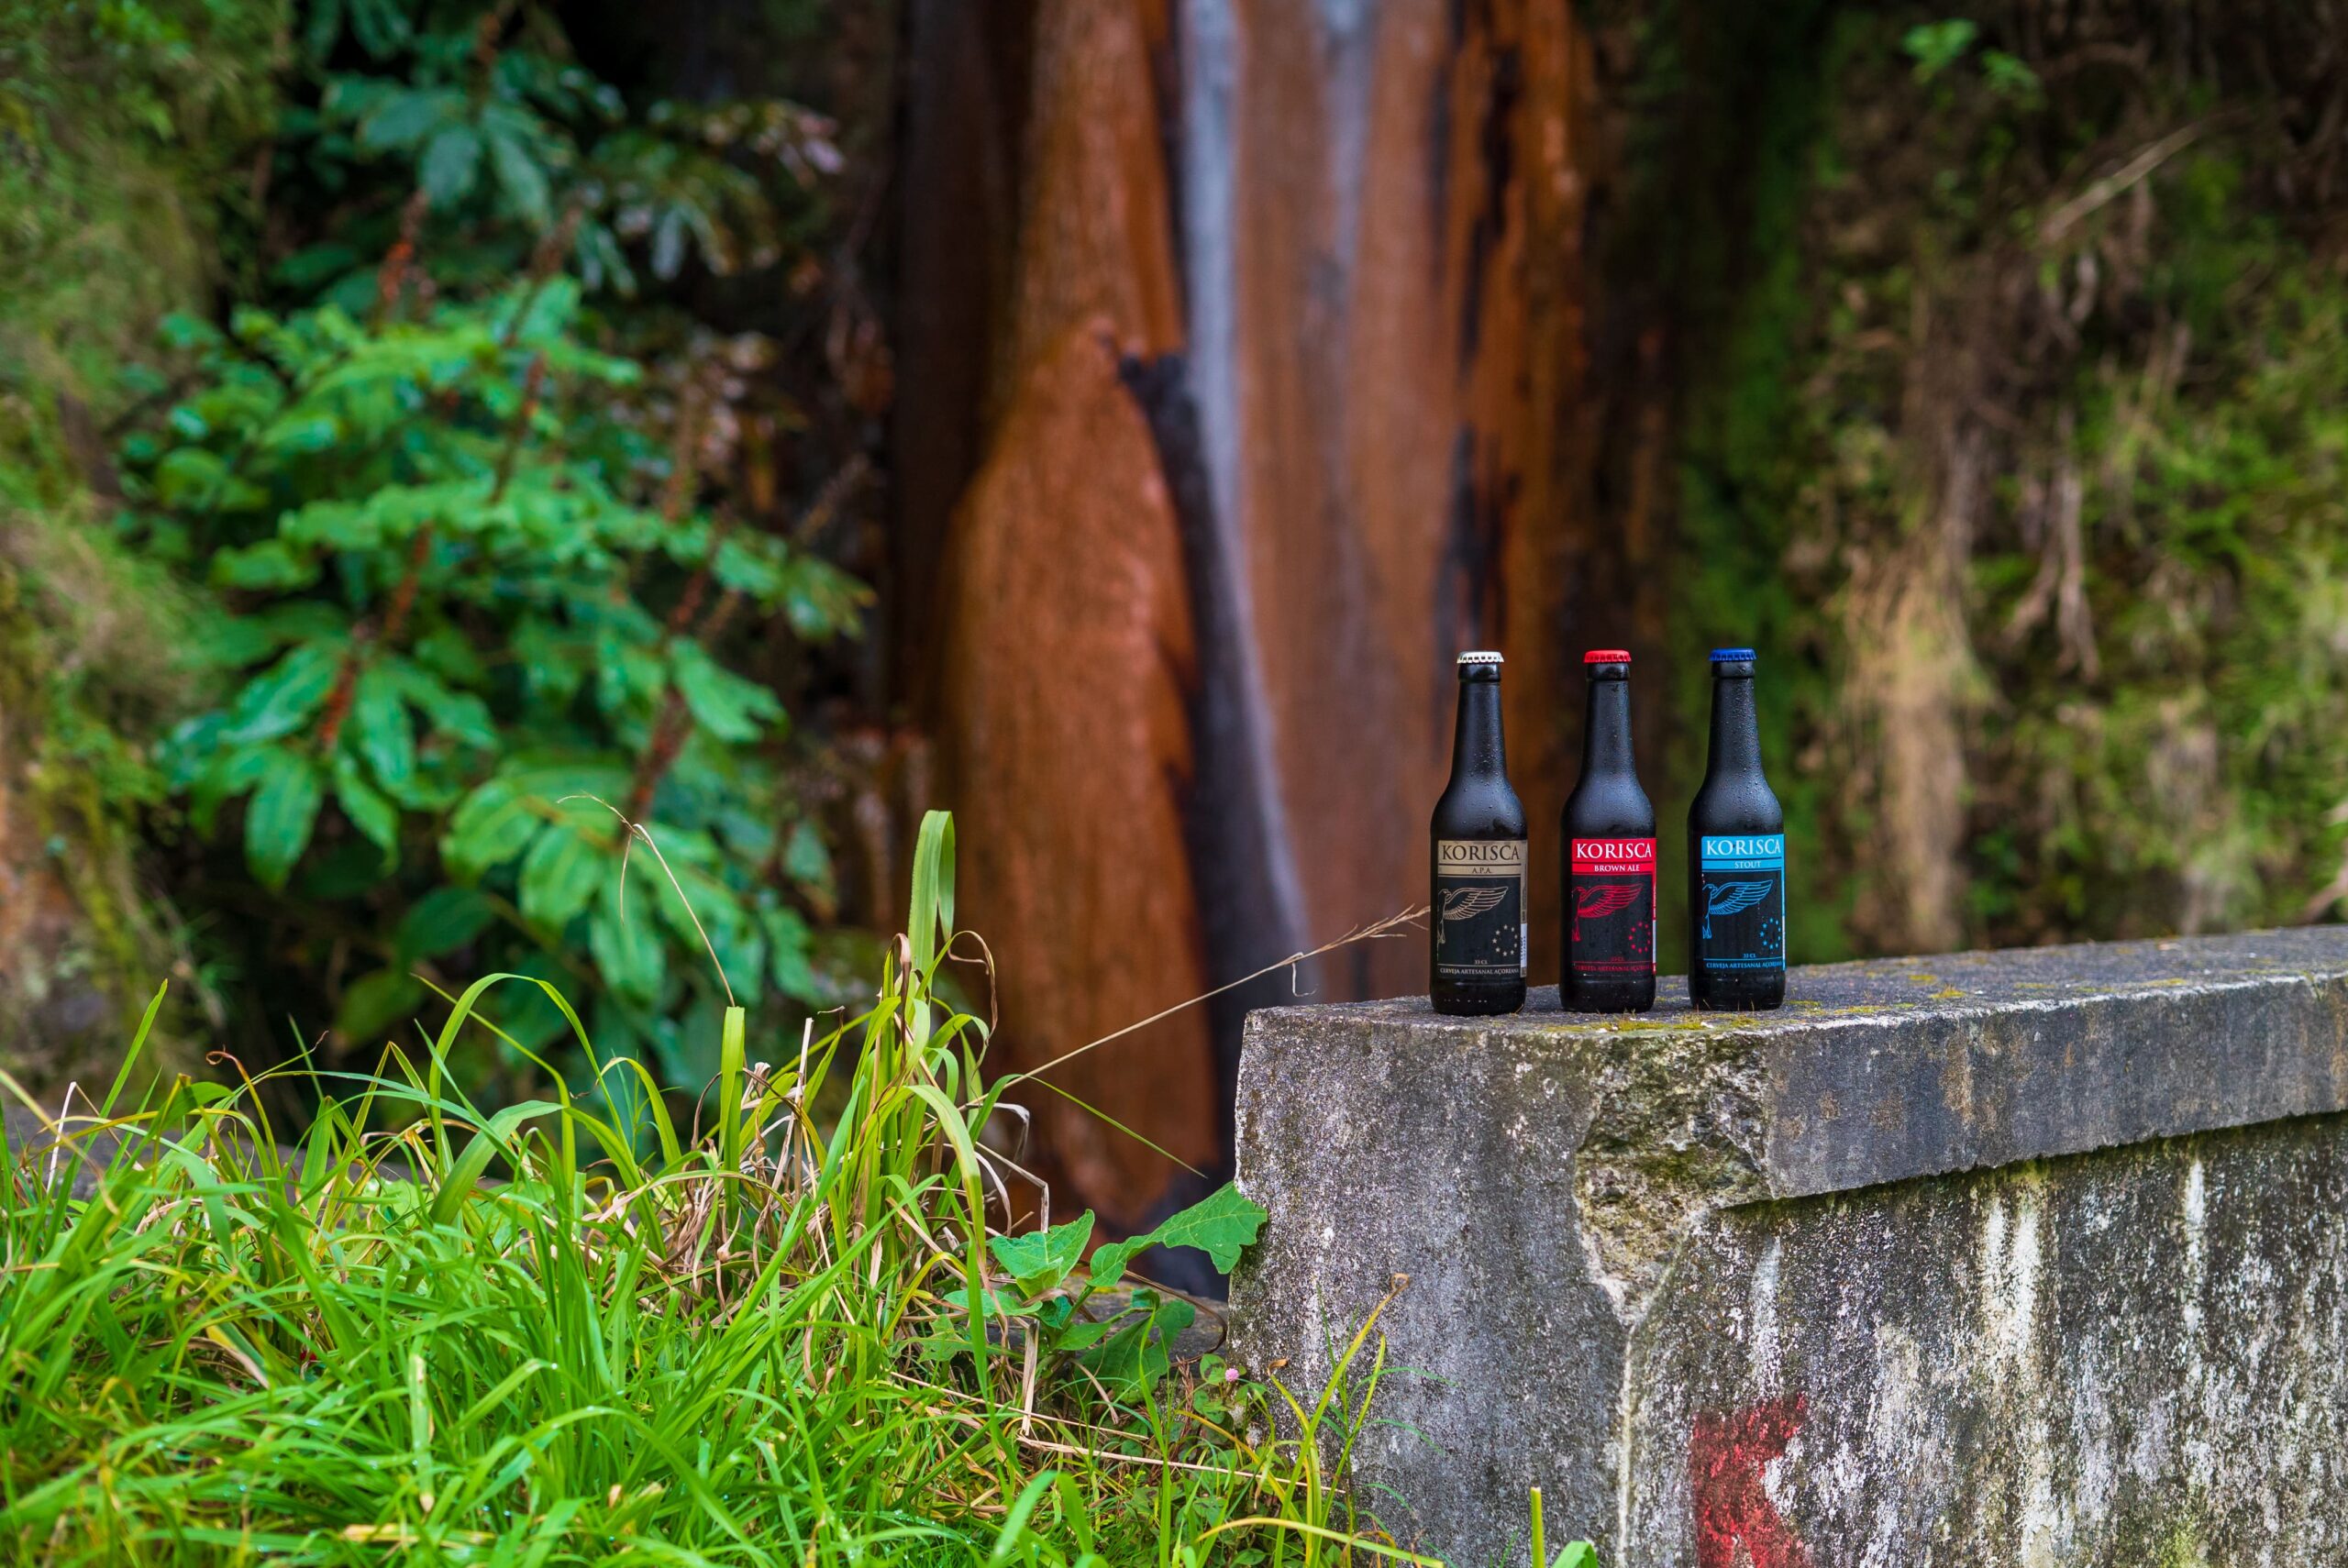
<box><xmin>1696</xmin><ymin>837</ymin><xmax>1786</xmax><ymax>970</ymax></box>
<box><xmin>1699</xmin><ymin>835</ymin><xmax>1785</xmax><ymax>869</ymax></box>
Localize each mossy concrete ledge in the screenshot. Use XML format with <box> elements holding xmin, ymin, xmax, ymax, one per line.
<box><xmin>1227</xmin><ymin>928</ymin><xmax>2348</xmax><ymax>1565</ymax></box>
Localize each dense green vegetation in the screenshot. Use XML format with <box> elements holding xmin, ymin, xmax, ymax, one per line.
<box><xmin>2</xmin><ymin>0</ymin><xmax>880</xmax><ymax>1089</ymax></box>
<box><xmin>1640</xmin><ymin>2</ymin><xmax>2348</xmax><ymax>959</ymax></box>
<box><xmin>0</xmin><ymin>816</ymin><xmax>1497</xmax><ymax>1563</ymax></box>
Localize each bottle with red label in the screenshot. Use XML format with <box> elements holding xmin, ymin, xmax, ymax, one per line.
<box><xmin>1562</xmin><ymin>649</ymin><xmax>1656</xmax><ymax>1012</ymax></box>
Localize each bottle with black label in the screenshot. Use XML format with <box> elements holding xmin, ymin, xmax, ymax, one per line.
<box><xmin>1431</xmin><ymin>650</ymin><xmax>1526</xmax><ymax>1015</ymax></box>
<box><xmin>1563</xmin><ymin>649</ymin><xmax>1656</xmax><ymax>1013</ymax></box>
<box><xmin>1688</xmin><ymin>647</ymin><xmax>1787</xmax><ymax>1010</ymax></box>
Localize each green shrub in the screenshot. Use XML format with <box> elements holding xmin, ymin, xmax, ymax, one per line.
<box><xmin>122</xmin><ymin>262</ymin><xmax>864</xmax><ymax>1079</ymax></box>
<box><xmin>105</xmin><ymin>0</ymin><xmax>875</xmax><ymax>1084</ymax></box>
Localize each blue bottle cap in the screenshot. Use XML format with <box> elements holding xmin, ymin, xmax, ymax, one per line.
<box><xmin>1710</xmin><ymin>646</ymin><xmax>1757</xmax><ymax>662</ymax></box>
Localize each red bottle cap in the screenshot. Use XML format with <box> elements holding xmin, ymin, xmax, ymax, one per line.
<box><xmin>1583</xmin><ymin>648</ymin><xmax>1632</xmax><ymax>664</ymax></box>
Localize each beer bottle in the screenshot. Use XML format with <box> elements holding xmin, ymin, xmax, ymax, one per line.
<box><xmin>1562</xmin><ymin>650</ymin><xmax>1656</xmax><ymax>1012</ymax></box>
<box><xmin>1688</xmin><ymin>647</ymin><xmax>1787</xmax><ymax>1010</ymax></box>
<box><xmin>1430</xmin><ymin>651</ymin><xmax>1526</xmax><ymax>1015</ymax></box>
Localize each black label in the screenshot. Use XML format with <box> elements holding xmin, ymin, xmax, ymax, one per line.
<box><xmin>1435</xmin><ymin>839</ymin><xmax>1526</xmax><ymax>976</ymax></box>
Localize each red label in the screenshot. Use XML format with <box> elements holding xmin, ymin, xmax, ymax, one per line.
<box><xmin>1568</xmin><ymin>838</ymin><xmax>1656</xmax><ymax>976</ymax></box>
<box><xmin>1572</xmin><ymin>838</ymin><xmax>1657</xmax><ymax>876</ymax></box>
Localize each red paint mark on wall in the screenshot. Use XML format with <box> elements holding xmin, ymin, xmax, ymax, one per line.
<box><xmin>1689</xmin><ymin>1396</ymin><xmax>1809</xmax><ymax>1568</ymax></box>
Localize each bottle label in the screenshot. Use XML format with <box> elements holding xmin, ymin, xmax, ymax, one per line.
<box><xmin>1569</xmin><ymin>838</ymin><xmax>1656</xmax><ymax>975</ymax></box>
<box><xmin>1434</xmin><ymin>839</ymin><xmax>1527</xmax><ymax>977</ymax></box>
<box><xmin>1696</xmin><ymin>834</ymin><xmax>1787</xmax><ymax>970</ymax></box>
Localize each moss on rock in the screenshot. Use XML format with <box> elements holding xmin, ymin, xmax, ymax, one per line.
<box><xmin>0</xmin><ymin>0</ymin><xmax>283</xmax><ymax>1082</ymax></box>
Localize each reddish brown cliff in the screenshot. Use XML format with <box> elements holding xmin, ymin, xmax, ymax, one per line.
<box><xmin>899</xmin><ymin>0</ymin><xmax>1608</xmax><ymax>1231</ymax></box>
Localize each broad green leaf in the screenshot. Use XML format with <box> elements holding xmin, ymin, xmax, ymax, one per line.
<box><xmin>188</xmin><ymin>740</ymin><xmax>275</xmax><ymax>833</ymax></box>
<box><xmin>382</xmin><ymin>662</ymin><xmax>497</xmax><ymax>751</ymax></box>
<box><xmin>357</xmin><ymin>84</ymin><xmax>460</xmax><ymax>151</ymax></box>
<box><xmin>335</xmin><ymin>967</ymin><xmax>424</xmax><ymax>1043</ymax></box>
<box><xmin>209</xmin><ymin>539</ymin><xmax>317</xmax><ymax>591</ymax></box>
<box><xmin>764</xmin><ymin>906</ymin><xmax>821</xmax><ymax>1004</ymax></box>
<box><xmin>1034</xmin><ymin>1295</ymin><xmax>1117</xmax><ymax>1353</ymax></box>
<box><xmin>245</xmin><ymin>747</ymin><xmax>324</xmax><ymax>890</ymax></box>
<box><xmin>514</xmin><ymin>617</ymin><xmax>585</xmax><ymax>704</ymax></box>
<box><xmin>670</xmin><ymin>646</ymin><xmax>783</xmax><ymax>744</ymax></box>
<box><xmin>301</xmin><ymin>0</ymin><xmax>347</xmax><ymax>59</ymax></box>
<box><xmin>593</xmin><ymin>634</ymin><xmax>666</xmax><ymax>718</ymax></box>
<box><xmin>784</xmin><ymin>819</ymin><xmax>834</xmax><ymax>900</ymax></box>
<box><xmin>1077</xmin><ymin>1294</ymin><xmax>1195</xmax><ymax>1396</ymax></box>
<box><xmin>419</xmin><ymin>123</ymin><xmax>482</xmax><ymax>207</ymax></box>
<box><xmin>647</xmin><ymin>853</ymin><xmax>747</xmax><ymax>958</ymax></box>
<box><xmin>158</xmin><ymin>311</ymin><xmax>225</xmax><ymax>351</ymax></box>
<box><xmin>395</xmin><ymin>886</ymin><xmax>497</xmax><ymax>963</ymax></box>
<box><xmin>1902</xmin><ymin>18</ymin><xmax>1979</xmax><ymax>80</ymax></box>
<box><xmin>153</xmin><ymin>447</ymin><xmax>227</xmax><ymax>509</ymax></box>
<box><xmin>1088</xmin><ymin>1183</ymin><xmax>1267</xmax><ymax>1291</ymax></box>
<box><xmin>1052</xmin><ymin>1316</ymin><xmax>1118</xmax><ymax>1354</ymax></box>
<box><xmin>351</xmin><ymin>665</ymin><xmax>415</xmax><ymax>791</ymax></box>
<box><xmin>282</xmin><ymin>497</ymin><xmax>377</xmax><ymax>550</ymax></box>
<box><xmin>711</xmin><ymin>535</ymin><xmax>785</xmax><ymax>601</ymax></box>
<box><xmin>220</xmin><ymin>642</ymin><xmax>344</xmax><ymax>745</ymax></box>
<box><xmin>412</xmin><ymin>625</ymin><xmax>486</xmax><ymax>688</ymax></box>
<box><xmin>937</xmin><ymin>1285</ymin><xmax>1027</xmax><ymax>1319</ymax></box>
<box><xmin>227</xmin><ymin>305</ymin><xmax>280</xmax><ymax>345</ymax></box>
<box><xmin>502</xmin><ymin>274</ymin><xmax>580</xmax><ymax>347</ymax></box>
<box><xmin>347</xmin><ymin>0</ymin><xmax>411</xmax><ymax>56</ymax></box>
<box><xmin>444</xmin><ymin>782</ymin><xmax>542</xmax><ymax>879</ymax></box>
<box><xmin>248</xmin><ymin>602</ymin><xmax>349</xmax><ymax>651</ymax></box>
<box><xmin>331</xmin><ymin>753</ymin><xmax>400</xmax><ymax>869</ymax></box>
<box><xmin>781</xmin><ymin>555</ymin><xmax>871</xmax><ymax>640</ymax></box>
<box><xmin>260</xmin><ymin>413</ymin><xmax>341</xmax><ymax>454</ymax></box>
<box><xmin>518</xmin><ymin>823</ymin><xmax>607</xmax><ymax>932</ymax></box>
<box><xmin>988</xmin><ymin>1213</ymin><xmax>1095</xmax><ymax>1297</ymax></box>
<box><xmin>589</xmin><ymin>874</ymin><xmax>666</xmax><ymax>1003</ymax></box>
<box><xmin>1554</xmin><ymin>1544</ymin><xmax>1599</xmax><ymax>1568</ymax></box>
<box><xmin>485</xmin><ymin>125</ymin><xmax>551</xmax><ymax>227</ymax></box>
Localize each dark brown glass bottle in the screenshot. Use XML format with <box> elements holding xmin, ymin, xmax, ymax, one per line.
<box><xmin>1688</xmin><ymin>648</ymin><xmax>1787</xmax><ymax>1010</ymax></box>
<box><xmin>1562</xmin><ymin>651</ymin><xmax>1656</xmax><ymax>1012</ymax></box>
<box><xmin>1430</xmin><ymin>652</ymin><xmax>1526</xmax><ymax>1015</ymax></box>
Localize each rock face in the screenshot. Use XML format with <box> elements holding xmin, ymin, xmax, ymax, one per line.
<box><xmin>896</xmin><ymin>0</ymin><xmax>1605</xmax><ymax>1231</ymax></box>
<box><xmin>1228</xmin><ymin>927</ymin><xmax>2348</xmax><ymax>1564</ymax></box>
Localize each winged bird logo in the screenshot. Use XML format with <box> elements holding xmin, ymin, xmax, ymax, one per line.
<box><xmin>1575</xmin><ymin>885</ymin><xmax>1643</xmax><ymax>921</ymax></box>
<box><xmin>1439</xmin><ymin>885</ymin><xmax>1511</xmax><ymax>922</ymax></box>
<box><xmin>1701</xmin><ymin>879</ymin><xmax>1775</xmax><ymax>939</ymax></box>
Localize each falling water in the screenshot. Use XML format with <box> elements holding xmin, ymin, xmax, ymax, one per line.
<box><xmin>1176</xmin><ymin>0</ymin><xmax>1313</xmax><ymax>985</ymax></box>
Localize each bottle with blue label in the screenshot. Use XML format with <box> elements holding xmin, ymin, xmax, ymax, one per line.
<box><xmin>1687</xmin><ymin>648</ymin><xmax>1786</xmax><ymax>1010</ymax></box>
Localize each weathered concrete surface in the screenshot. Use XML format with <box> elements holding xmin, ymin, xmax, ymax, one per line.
<box><xmin>1624</xmin><ymin>1119</ymin><xmax>2348</xmax><ymax>1566</ymax></box>
<box><xmin>1226</xmin><ymin>928</ymin><xmax>2348</xmax><ymax>1565</ymax></box>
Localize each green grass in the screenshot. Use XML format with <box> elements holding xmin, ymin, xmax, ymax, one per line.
<box><xmin>0</xmin><ymin>813</ymin><xmax>1436</xmax><ymax>1565</ymax></box>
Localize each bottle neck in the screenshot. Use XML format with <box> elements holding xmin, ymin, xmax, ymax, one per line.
<box><xmin>1449</xmin><ymin>677</ymin><xmax>1508</xmax><ymax>784</ymax></box>
<box><xmin>1578</xmin><ymin>676</ymin><xmax>1634</xmax><ymax>782</ymax></box>
<box><xmin>1705</xmin><ymin>674</ymin><xmax>1762</xmax><ymax>778</ymax></box>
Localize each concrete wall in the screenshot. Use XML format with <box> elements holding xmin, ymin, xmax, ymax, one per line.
<box><xmin>1227</xmin><ymin>929</ymin><xmax>2348</xmax><ymax>1566</ymax></box>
